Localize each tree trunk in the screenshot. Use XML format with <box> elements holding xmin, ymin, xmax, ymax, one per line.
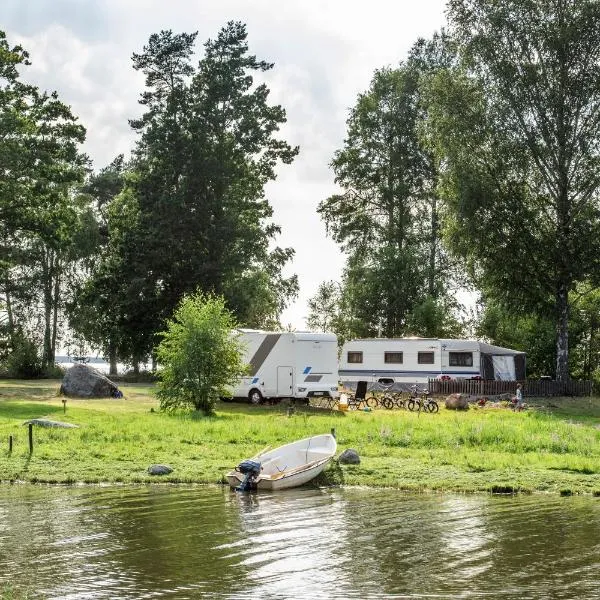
<box><xmin>554</xmin><ymin>9</ymin><xmax>570</xmax><ymax>384</ymax></box>
<box><xmin>42</xmin><ymin>249</ymin><xmax>53</xmax><ymax>369</ymax></box>
<box><xmin>555</xmin><ymin>281</ymin><xmax>569</xmax><ymax>382</ymax></box>
<box><xmin>428</xmin><ymin>195</ymin><xmax>438</xmax><ymax>298</ymax></box>
<box><xmin>50</xmin><ymin>261</ymin><xmax>60</xmax><ymax>366</ymax></box>
<box><xmin>4</xmin><ymin>275</ymin><xmax>15</xmax><ymax>345</ymax></box>
<box><xmin>108</xmin><ymin>340</ymin><xmax>118</xmax><ymax>376</ymax></box>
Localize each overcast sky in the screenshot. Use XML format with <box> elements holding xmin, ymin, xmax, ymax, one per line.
<box><xmin>2</xmin><ymin>0</ymin><xmax>447</xmax><ymax>329</ymax></box>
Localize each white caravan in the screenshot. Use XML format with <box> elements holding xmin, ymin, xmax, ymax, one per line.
<box><xmin>339</xmin><ymin>337</ymin><xmax>526</xmax><ymax>390</ymax></box>
<box><xmin>230</xmin><ymin>330</ymin><xmax>340</xmax><ymax>404</ymax></box>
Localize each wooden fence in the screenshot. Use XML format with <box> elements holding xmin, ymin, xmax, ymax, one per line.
<box><xmin>428</xmin><ymin>378</ymin><xmax>594</xmax><ymax>398</ymax></box>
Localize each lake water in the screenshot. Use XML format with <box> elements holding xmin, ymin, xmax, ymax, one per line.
<box><xmin>0</xmin><ymin>485</ymin><xmax>599</xmax><ymax>599</ymax></box>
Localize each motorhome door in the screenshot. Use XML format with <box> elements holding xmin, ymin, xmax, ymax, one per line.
<box><xmin>277</xmin><ymin>366</ymin><xmax>293</xmax><ymax>396</ymax></box>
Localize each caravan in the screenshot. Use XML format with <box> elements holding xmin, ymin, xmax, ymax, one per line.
<box><xmin>338</xmin><ymin>337</ymin><xmax>526</xmax><ymax>391</ymax></box>
<box><xmin>230</xmin><ymin>330</ymin><xmax>340</xmax><ymax>404</ymax></box>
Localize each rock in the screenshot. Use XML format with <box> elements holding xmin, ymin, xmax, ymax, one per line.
<box><xmin>23</xmin><ymin>419</ymin><xmax>78</xmax><ymax>429</ymax></box>
<box><xmin>148</xmin><ymin>464</ymin><xmax>173</xmax><ymax>476</ymax></box>
<box><xmin>338</xmin><ymin>448</ymin><xmax>361</xmax><ymax>464</ymax></box>
<box><xmin>60</xmin><ymin>364</ymin><xmax>120</xmax><ymax>398</ymax></box>
<box><xmin>445</xmin><ymin>393</ymin><xmax>469</xmax><ymax>410</ymax></box>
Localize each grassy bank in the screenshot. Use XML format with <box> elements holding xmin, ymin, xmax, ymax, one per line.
<box><xmin>0</xmin><ymin>380</ymin><xmax>599</xmax><ymax>495</ymax></box>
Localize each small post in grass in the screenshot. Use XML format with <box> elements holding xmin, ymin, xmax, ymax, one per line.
<box><xmin>8</xmin><ymin>435</ymin><xmax>13</xmax><ymax>454</ymax></box>
<box><xmin>62</xmin><ymin>397</ymin><xmax>67</xmax><ymax>414</ymax></box>
<box><xmin>28</xmin><ymin>423</ymin><xmax>33</xmax><ymax>454</ymax></box>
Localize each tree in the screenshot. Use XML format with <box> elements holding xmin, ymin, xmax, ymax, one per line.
<box><xmin>432</xmin><ymin>0</ymin><xmax>600</xmax><ymax>380</ymax></box>
<box><xmin>318</xmin><ymin>39</ymin><xmax>463</xmax><ymax>340</ymax></box>
<box><xmin>156</xmin><ymin>292</ymin><xmax>246</xmax><ymax>414</ymax></box>
<box><xmin>0</xmin><ymin>30</ymin><xmax>89</xmax><ymax>370</ymax></box>
<box><xmin>95</xmin><ymin>23</ymin><xmax>298</xmax><ymax>361</ymax></box>
<box><xmin>69</xmin><ymin>156</ymin><xmax>131</xmax><ymax>375</ymax></box>
<box><xmin>307</xmin><ymin>281</ymin><xmax>342</xmax><ymax>333</ymax></box>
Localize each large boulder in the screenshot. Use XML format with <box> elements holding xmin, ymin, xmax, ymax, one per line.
<box><xmin>60</xmin><ymin>364</ymin><xmax>119</xmax><ymax>398</ymax></box>
<box><xmin>445</xmin><ymin>393</ymin><xmax>469</xmax><ymax>410</ymax></box>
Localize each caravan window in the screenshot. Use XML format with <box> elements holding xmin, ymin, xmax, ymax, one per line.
<box><xmin>449</xmin><ymin>352</ymin><xmax>473</xmax><ymax>367</ymax></box>
<box><xmin>347</xmin><ymin>351</ymin><xmax>363</xmax><ymax>364</ymax></box>
<box><xmin>384</xmin><ymin>352</ymin><xmax>403</xmax><ymax>364</ymax></box>
<box><xmin>418</xmin><ymin>352</ymin><xmax>434</xmax><ymax>364</ymax></box>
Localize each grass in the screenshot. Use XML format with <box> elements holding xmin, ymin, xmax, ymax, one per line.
<box><xmin>0</xmin><ymin>379</ymin><xmax>599</xmax><ymax>495</ymax></box>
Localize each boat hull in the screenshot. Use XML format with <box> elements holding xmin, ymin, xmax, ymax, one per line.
<box><xmin>226</xmin><ymin>433</ymin><xmax>336</xmax><ymax>491</ymax></box>
<box><xmin>227</xmin><ymin>458</ymin><xmax>331</xmax><ymax>490</ymax></box>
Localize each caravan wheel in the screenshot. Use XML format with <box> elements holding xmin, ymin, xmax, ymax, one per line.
<box><xmin>249</xmin><ymin>389</ymin><xmax>263</xmax><ymax>405</ymax></box>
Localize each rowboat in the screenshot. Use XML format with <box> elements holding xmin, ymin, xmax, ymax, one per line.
<box><xmin>226</xmin><ymin>433</ymin><xmax>337</xmax><ymax>491</ymax></box>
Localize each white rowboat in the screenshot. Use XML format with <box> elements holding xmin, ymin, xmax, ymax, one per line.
<box><xmin>226</xmin><ymin>433</ymin><xmax>337</xmax><ymax>491</ymax></box>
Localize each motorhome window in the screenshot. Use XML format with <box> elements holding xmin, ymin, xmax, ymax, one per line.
<box><xmin>384</xmin><ymin>352</ymin><xmax>403</xmax><ymax>364</ymax></box>
<box><xmin>418</xmin><ymin>352</ymin><xmax>434</xmax><ymax>364</ymax></box>
<box><xmin>449</xmin><ymin>352</ymin><xmax>473</xmax><ymax>367</ymax></box>
<box><xmin>347</xmin><ymin>351</ymin><xmax>363</xmax><ymax>364</ymax></box>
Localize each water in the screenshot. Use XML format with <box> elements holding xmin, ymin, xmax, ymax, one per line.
<box><xmin>0</xmin><ymin>485</ymin><xmax>599</xmax><ymax>599</ymax></box>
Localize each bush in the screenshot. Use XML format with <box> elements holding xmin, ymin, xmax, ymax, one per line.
<box><xmin>156</xmin><ymin>292</ymin><xmax>247</xmax><ymax>415</ymax></box>
<box><xmin>42</xmin><ymin>363</ymin><xmax>65</xmax><ymax>379</ymax></box>
<box><xmin>115</xmin><ymin>370</ymin><xmax>158</xmax><ymax>384</ymax></box>
<box><xmin>4</xmin><ymin>335</ymin><xmax>42</xmax><ymax>378</ymax></box>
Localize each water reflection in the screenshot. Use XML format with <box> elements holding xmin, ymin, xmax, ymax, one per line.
<box><xmin>0</xmin><ymin>485</ymin><xmax>599</xmax><ymax>599</ymax></box>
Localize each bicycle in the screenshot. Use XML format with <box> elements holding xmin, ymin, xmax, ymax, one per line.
<box><xmin>369</xmin><ymin>379</ymin><xmax>397</xmax><ymax>409</ymax></box>
<box><xmin>406</xmin><ymin>385</ymin><xmax>439</xmax><ymax>413</ymax></box>
<box><xmin>388</xmin><ymin>391</ymin><xmax>407</xmax><ymax>410</ymax></box>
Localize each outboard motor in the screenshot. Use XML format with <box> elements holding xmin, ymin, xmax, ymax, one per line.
<box><xmin>235</xmin><ymin>459</ymin><xmax>262</xmax><ymax>492</ymax></box>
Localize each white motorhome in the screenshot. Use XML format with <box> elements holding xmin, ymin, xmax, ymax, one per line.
<box><xmin>230</xmin><ymin>330</ymin><xmax>340</xmax><ymax>404</ymax></box>
<box><xmin>339</xmin><ymin>337</ymin><xmax>526</xmax><ymax>390</ymax></box>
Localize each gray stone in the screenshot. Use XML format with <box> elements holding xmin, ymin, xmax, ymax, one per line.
<box><xmin>60</xmin><ymin>364</ymin><xmax>119</xmax><ymax>398</ymax></box>
<box><xmin>338</xmin><ymin>448</ymin><xmax>361</xmax><ymax>464</ymax></box>
<box><xmin>148</xmin><ymin>464</ymin><xmax>173</xmax><ymax>476</ymax></box>
<box><xmin>445</xmin><ymin>393</ymin><xmax>469</xmax><ymax>410</ymax></box>
<box><xmin>23</xmin><ymin>419</ymin><xmax>78</xmax><ymax>429</ymax></box>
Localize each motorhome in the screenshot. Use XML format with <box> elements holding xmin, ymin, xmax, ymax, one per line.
<box><xmin>338</xmin><ymin>337</ymin><xmax>526</xmax><ymax>390</ymax></box>
<box><xmin>230</xmin><ymin>330</ymin><xmax>340</xmax><ymax>404</ymax></box>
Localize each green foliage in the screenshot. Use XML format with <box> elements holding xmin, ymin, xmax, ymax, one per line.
<box><xmin>0</xmin><ymin>29</ymin><xmax>89</xmax><ymax>369</ymax></box>
<box><xmin>476</xmin><ymin>302</ymin><xmax>555</xmax><ymax>377</ymax></box>
<box><xmin>76</xmin><ymin>23</ymin><xmax>298</xmax><ymax>366</ymax></box>
<box><xmin>156</xmin><ymin>292</ymin><xmax>246</xmax><ymax>414</ymax></box>
<box><xmin>318</xmin><ymin>37</ymin><xmax>464</xmax><ymax>340</ymax></box>
<box><xmin>4</xmin><ymin>334</ymin><xmax>42</xmax><ymax>378</ymax></box>
<box><xmin>428</xmin><ymin>0</ymin><xmax>600</xmax><ymax>380</ymax></box>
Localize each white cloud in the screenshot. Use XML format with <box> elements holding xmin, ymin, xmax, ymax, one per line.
<box><xmin>2</xmin><ymin>0</ymin><xmax>447</xmax><ymax>330</ymax></box>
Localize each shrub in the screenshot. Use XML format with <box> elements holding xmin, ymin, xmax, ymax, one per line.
<box><xmin>42</xmin><ymin>363</ymin><xmax>65</xmax><ymax>379</ymax></box>
<box><xmin>156</xmin><ymin>292</ymin><xmax>247</xmax><ymax>415</ymax></box>
<box><xmin>4</xmin><ymin>335</ymin><xmax>42</xmax><ymax>378</ymax></box>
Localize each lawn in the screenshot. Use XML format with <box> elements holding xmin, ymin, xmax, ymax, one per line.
<box><xmin>0</xmin><ymin>379</ymin><xmax>599</xmax><ymax>495</ymax></box>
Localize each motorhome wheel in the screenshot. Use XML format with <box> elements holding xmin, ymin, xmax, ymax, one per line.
<box><xmin>249</xmin><ymin>389</ymin><xmax>263</xmax><ymax>405</ymax></box>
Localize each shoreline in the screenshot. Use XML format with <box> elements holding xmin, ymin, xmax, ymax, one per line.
<box><xmin>0</xmin><ymin>479</ymin><xmax>598</xmax><ymax>497</ymax></box>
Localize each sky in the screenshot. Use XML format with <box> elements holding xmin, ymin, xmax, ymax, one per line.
<box><xmin>2</xmin><ymin>0</ymin><xmax>448</xmax><ymax>330</ymax></box>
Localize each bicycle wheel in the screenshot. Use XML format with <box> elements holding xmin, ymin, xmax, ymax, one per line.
<box><xmin>427</xmin><ymin>400</ymin><xmax>439</xmax><ymax>413</ymax></box>
<box><xmin>380</xmin><ymin>396</ymin><xmax>394</xmax><ymax>410</ymax></box>
<box><xmin>366</xmin><ymin>394</ymin><xmax>379</xmax><ymax>408</ymax></box>
<box><xmin>407</xmin><ymin>399</ymin><xmax>418</xmax><ymax>412</ymax></box>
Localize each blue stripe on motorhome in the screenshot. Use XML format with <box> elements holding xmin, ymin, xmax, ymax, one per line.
<box><xmin>338</xmin><ymin>369</ymin><xmax>479</xmax><ymax>377</ymax></box>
